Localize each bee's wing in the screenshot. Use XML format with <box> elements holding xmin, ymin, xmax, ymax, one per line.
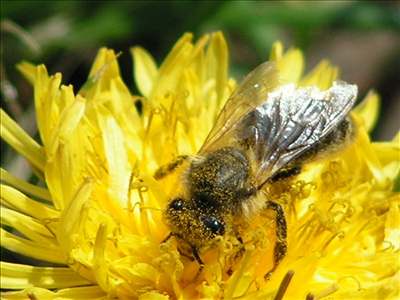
<box><xmin>241</xmin><ymin>81</ymin><xmax>358</xmax><ymax>188</ymax></box>
<box><xmin>199</xmin><ymin>62</ymin><xmax>280</xmax><ymax>153</ymax></box>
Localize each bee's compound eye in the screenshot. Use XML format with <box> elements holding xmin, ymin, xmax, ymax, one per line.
<box><xmin>201</xmin><ymin>216</ymin><xmax>225</xmax><ymax>235</ymax></box>
<box><xmin>169</xmin><ymin>198</ymin><xmax>184</xmax><ymax>211</ymax></box>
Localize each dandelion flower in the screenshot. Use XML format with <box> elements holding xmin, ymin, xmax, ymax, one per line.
<box><xmin>1</xmin><ymin>32</ymin><xmax>399</xmax><ymax>299</ymax></box>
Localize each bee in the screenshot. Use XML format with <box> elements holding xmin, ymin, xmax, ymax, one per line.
<box><xmin>156</xmin><ymin>62</ymin><xmax>357</xmax><ymax>275</ymax></box>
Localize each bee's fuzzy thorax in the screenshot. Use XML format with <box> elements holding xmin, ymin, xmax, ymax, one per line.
<box><xmin>240</xmin><ymin>191</ymin><xmax>267</xmax><ymax>220</ymax></box>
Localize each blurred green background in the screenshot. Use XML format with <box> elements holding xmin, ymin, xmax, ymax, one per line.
<box><xmin>1</xmin><ymin>0</ymin><xmax>399</xmax><ymax>177</ymax></box>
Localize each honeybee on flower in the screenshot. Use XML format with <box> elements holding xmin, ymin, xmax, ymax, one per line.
<box><xmin>161</xmin><ymin>61</ymin><xmax>357</xmax><ymax>279</ymax></box>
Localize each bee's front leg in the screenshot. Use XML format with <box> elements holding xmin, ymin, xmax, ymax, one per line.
<box><xmin>264</xmin><ymin>200</ymin><xmax>287</xmax><ymax>279</ymax></box>
<box><xmin>162</xmin><ymin>232</ymin><xmax>196</xmax><ymax>262</ymax></box>
<box><xmin>191</xmin><ymin>245</ymin><xmax>204</xmax><ymax>271</ymax></box>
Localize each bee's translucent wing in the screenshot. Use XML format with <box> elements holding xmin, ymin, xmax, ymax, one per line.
<box><xmin>236</xmin><ymin>81</ymin><xmax>358</xmax><ymax>188</ymax></box>
<box><xmin>199</xmin><ymin>62</ymin><xmax>280</xmax><ymax>153</ymax></box>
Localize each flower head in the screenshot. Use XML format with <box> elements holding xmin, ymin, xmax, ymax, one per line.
<box><xmin>1</xmin><ymin>32</ymin><xmax>399</xmax><ymax>299</ymax></box>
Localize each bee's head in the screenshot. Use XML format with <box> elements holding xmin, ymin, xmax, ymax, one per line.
<box><xmin>164</xmin><ymin>197</ymin><xmax>225</xmax><ymax>246</ymax></box>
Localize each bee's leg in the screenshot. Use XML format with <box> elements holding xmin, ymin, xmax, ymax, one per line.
<box><xmin>227</xmin><ymin>232</ymin><xmax>245</xmax><ymax>276</ymax></box>
<box><xmin>191</xmin><ymin>245</ymin><xmax>204</xmax><ymax>273</ymax></box>
<box><xmin>269</xmin><ymin>165</ymin><xmax>301</xmax><ymax>182</ymax></box>
<box><xmin>234</xmin><ymin>233</ymin><xmax>245</xmax><ymax>259</ymax></box>
<box><xmin>161</xmin><ymin>232</ymin><xmax>173</xmax><ymax>243</ymax></box>
<box><xmin>265</xmin><ymin>200</ymin><xmax>287</xmax><ymax>279</ymax></box>
<box><xmin>153</xmin><ymin>155</ymin><xmax>189</xmax><ymax>180</ymax></box>
<box><xmin>162</xmin><ymin>233</ymin><xmax>195</xmax><ymax>261</ymax></box>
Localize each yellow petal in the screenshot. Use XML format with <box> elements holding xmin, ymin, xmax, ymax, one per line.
<box><xmin>120</xmin><ymin>263</ymin><xmax>160</xmax><ymax>286</ymax></box>
<box><xmin>34</xmin><ymin>65</ymin><xmax>63</xmax><ymax>146</ymax></box>
<box><xmin>57</xmin><ymin>179</ymin><xmax>93</xmax><ymax>252</ymax></box>
<box><xmin>54</xmin><ymin>286</ymin><xmax>105</xmax><ymax>298</ymax></box>
<box><xmin>0</xmin><ymin>168</ymin><xmax>51</xmax><ymax>202</ymax></box>
<box><xmin>205</xmin><ymin>31</ymin><xmax>228</xmax><ymax>104</ymax></box>
<box><xmin>1</xmin><ymin>206</ymin><xmax>55</xmax><ymax>243</ymax></box>
<box><xmin>355</xmin><ymin>130</ymin><xmax>390</xmax><ymax>187</ymax></box>
<box><xmin>1</xmin><ymin>228</ymin><xmax>66</xmax><ymax>264</ymax></box>
<box><xmin>1</xmin><ymin>286</ymin><xmax>105</xmax><ymax>299</ymax></box>
<box><xmin>47</xmin><ymin>95</ymin><xmax>86</xmax><ymax>162</ymax></box>
<box><xmin>300</xmin><ymin>59</ymin><xmax>339</xmax><ymax>90</ymax></box>
<box><xmin>0</xmin><ymin>184</ymin><xmax>59</xmax><ymax>220</ymax></box>
<box><xmin>16</xmin><ymin>61</ymin><xmax>37</xmax><ymax>84</ymax></box>
<box><xmin>81</xmin><ymin>48</ymin><xmax>121</xmax><ymax>97</ymax></box>
<box><xmin>131</xmin><ymin>46</ymin><xmax>158</xmax><ymax>97</ymax></box>
<box><xmin>271</xmin><ymin>46</ymin><xmax>304</xmax><ymax>84</ymax></box>
<box><xmin>93</xmin><ymin>223</ymin><xmax>109</xmax><ymax>292</ymax></box>
<box><xmin>189</xmin><ymin>33</ymin><xmax>209</xmax><ymax>82</ymax></box>
<box><xmin>1</xmin><ymin>287</ymin><xmax>54</xmax><ymax>299</ymax></box>
<box><xmin>139</xmin><ymin>291</ymin><xmax>170</xmax><ymax>300</ymax></box>
<box><xmin>353</xmin><ymin>90</ymin><xmax>380</xmax><ymax>133</ymax></box>
<box><xmin>269</xmin><ymin>41</ymin><xmax>284</xmax><ymax>61</ymax></box>
<box><xmin>385</xmin><ymin>200</ymin><xmax>400</xmax><ymax>250</ymax></box>
<box><xmin>0</xmin><ymin>109</ymin><xmax>45</xmax><ymax>171</ymax></box>
<box><xmin>59</xmin><ymin>85</ymin><xmax>76</xmax><ymax>114</ymax></box>
<box><xmin>45</xmin><ymin>111</ymin><xmax>96</xmax><ymax>210</ymax></box>
<box><xmin>88</xmin><ymin>48</ymin><xmax>121</xmax><ymax>80</ymax></box>
<box><xmin>152</xmin><ymin>33</ymin><xmax>193</xmax><ymax>101</ymax></box>
<box><xmin>0</xmin><ymin>262</ymin><xmax>91</xmax><ymax>289</ymax></box>
<box><xmin>98</xmin><ymin>111</ymin><xmax>131</xmax><ymax>207</ymax></box>
<box><xmin>331</xmin><ymin>272</ymin><xmax>400</xmax><ymax>299</ymax></box>
<box><xmin>109</xmin><ymin>77</ymin><xmax>143</xmax><ymax>134</ymax></box>
<box><xmin>58</xmin><ymin>95</ymin><xmax>86</xmax><ymax>143</ymax></box>
<box><xmin>224</xmin><ymin>247</ymin><xmax>254</xmax><ymax>299</ymax></box>
<box><xmin>372</xmin><ymin>140</ymin><xmax>400</xmax><ymax>181</ymax></box>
